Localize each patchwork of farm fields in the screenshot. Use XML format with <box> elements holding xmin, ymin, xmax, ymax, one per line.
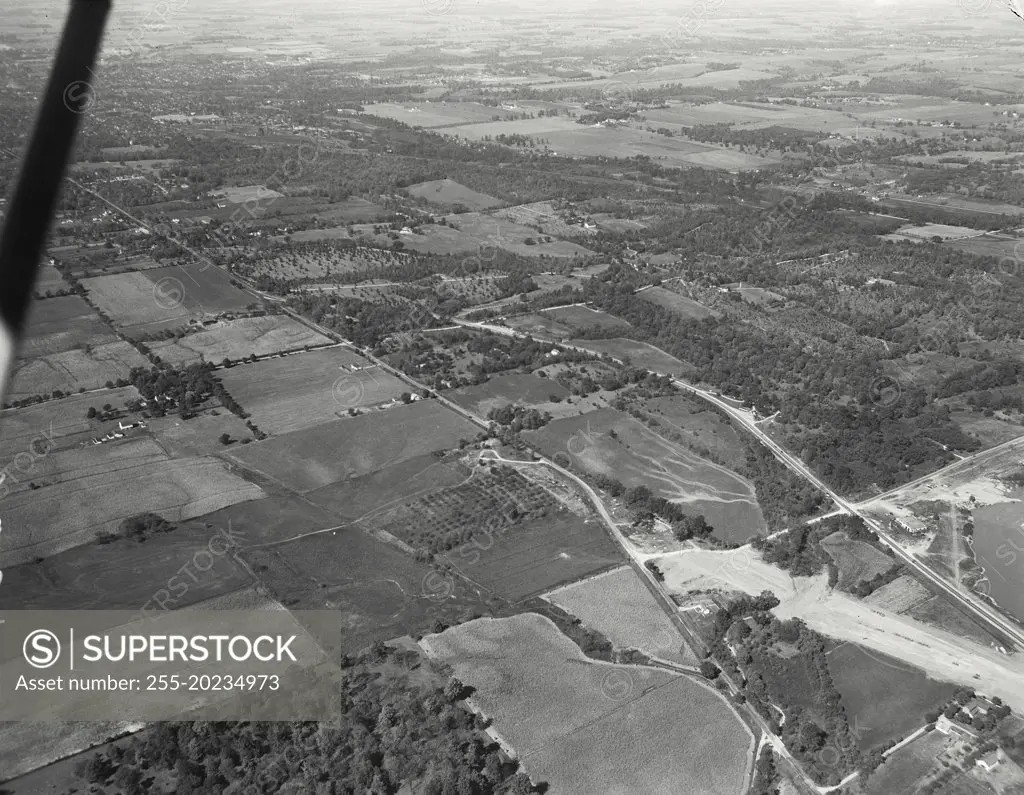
<box><xmin>8</xmin><ymin>341</ymin><xmax>148</xmax><ymax>401</ymax></box>
<box><xmin>0</xmin><ymin>520</ymin><xmax>253</xmax><ymax>610</ymax></box>
<box><xmin>148</xmin><ymin>315</ymin><xmax>332</xmax><ymax>365</ymax></box>
<box><xmin>224</xmin><ymin>399</ymin><xmax>480</xmax><ymax>493</ymax></box>
<box><xmin>544</xmin><ymin>565</ymin><xmax>697</xmax><ymax>664</ymax></box>
<box><xmin>0</xmin><ymin>387</ymin><xmax>140</xmax><ymax>450</ymax></box>
<box><xmin>216</xmin><ymin>346</ymin><xmax>401</xmax><ymax>434</ymax></box>
<box><xmin>525</xmin><ymin>408</ymin><xmax>766</xmax><ymax>543</ymax></box>
<box><xmin>18</xmin><ymin>295</ymin><xmax>117</xmax><ymax>358</ymax></box>
<box><xmin>0</xmin><ymin>448</ymin><xmax>264</xmax><ymax>565</ymax></box>
<box><xmin>422</xmin><ymin>614</ymin><xmax>753</xmax><ymax>795</ymax></box>
<box><xmin>83</xmin><ymin>264</ymin><xmax>253</xmax><ymax>335</ymax></box>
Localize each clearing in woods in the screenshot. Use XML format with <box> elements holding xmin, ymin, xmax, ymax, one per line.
<box><xmin>421</xmin><ymin>614</ymin><xmax>753</xmax><ymax>794</ymax></box>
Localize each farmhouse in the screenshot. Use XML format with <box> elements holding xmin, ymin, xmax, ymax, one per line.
<box><xmin>936</xmin><ymin>714</ymin><xmax>979</xmax><ymax>739</ymax></box>
<box><xmin>976</xmin><ymin>749</ymin><xmax>1002</xmax><ymax>772</ymax></box>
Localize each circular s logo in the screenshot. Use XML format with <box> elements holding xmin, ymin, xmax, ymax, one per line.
<box><xmin>23</xmin><ymin>629</ymin><xmax>61</xmax><ymax>669</ymax></box>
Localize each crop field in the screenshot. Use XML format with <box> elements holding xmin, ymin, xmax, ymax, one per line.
<box><xmin>18</xmin><ymin>295</ymin><xmax>117</xmax><ymax>358</ymax></box>
<box><xmin>638</xmin><ymin>286</ymin><xmax>721</xmax><ymax>320</ymax></box>
<box><xmin>199</xmin><ymin>493</ymin><xmax>341</xmax><ymax>547</ymax></box>
<box><xmin>0</xmin><ymin>520</ymin><xmax>253</xmax><ymax>610</ymax></box>
<box><xmin>406</xmin><ymin>178</ymin><xmax>504</xmax><ymax>210</ymax></box>
<box><xmin>422</xmin><ymin>614</ymin><xmax>753</xmax><ymax>795</ymax></box>
<box><xmin>828</xmin><ymin>642</ymin><xmax>956</xmax><ymax>752</ymax></box>
<box><xmin>7</xmin><ymin>341</ymin><xmax>149</xmax><ymax>401</ymax></box>
<box><xmin>225</xmin><ymin>400</ymin><xmax>479</xmax><ymax>493</ymax></box>
<box><xmin>820</xmin><ymin>531</ymin><xmax>895</xmax><ymax>590</ymax></box>
<box><xmin>362</xmin><ymin>101</ymin><xmax>520</xmax><ymax>128</ymax></box>
<box><xmin>864</xmin><ymin>574</ymin><xmax>933</xmax><ymax>612</ymax></box>
<box><xmin>525</xmin><ymin>408</ymin><xmax>766</xmax><ymax>543</ymax></box>
<box><xmin>0</xmin><ymin>451</ymin><xmax>264</xmax><ymax>565</ymax></box>
<box><xmin>443</xmin><ymin>509</ymin><xmax>622</xmax><ymax>601</ymax></box>
<box><xmin>307</xmin><ymin>453</ymin><xmax>470</xmax><ymax>522</ymax></box>
<box><xmin>34</xmin><ymin>264</ymin><xmax>71</xmax><ymax>295</ymax></box>
<box><xmin>444</xmin><ymin>373</ymin><xmax>570</xmax><ymax>417</ymax></box>
<box><xmin>242</xmin><ymin>528</ymin><xmax>498</xmax><ymax>652</ymax></box>
<box><xmin>907</xmin><ymin>595</ymin><xmax>1000</xmax><ymax>647</ymax></box>
<box><xmin>216</xmin><ymin>347</ymin><xmax>401</xmax><ymax>434</ymax></box>
<box><xmin>571</xmin><ymin>337</ymin><xmax>697</xmax><ymax>377</ymax></box>
<box><xmin>864</xmin><ymin>730</ymin><xmax>949</xmax><ymax>795</ymax></box>
<box><xmin>83</xmin><ymin>265</ymin><xmax>253</xmax><ymax>334</ymax></box>
<box><xmin>212</xmin><ymin>184</ymin><xmax>283</xmax><ymax>203</ymax></box>
<box><xmin>544</xmin><ymin>565</ymin><xmax>697</xmax><ymax>664</ymax></box>
<box><xmin>0</xmin><ymin>387</ymin><xmax>140</xmax><ymax>450</ymax></box>
<box><xmin>148</xmin><ymin>316</ymin><xmax>332</xmax><ymax>365</ymax></box>
<box><xmin>641</xmin><ymin>100</ymin><xmax>844</xmax><ymax>130</ymax></box>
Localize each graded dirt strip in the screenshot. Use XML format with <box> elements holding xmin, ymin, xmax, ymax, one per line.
<box><xmin>657</xmin><ymin>547</ymin><xmax>1024</xmax><ymax>713</ymax></box>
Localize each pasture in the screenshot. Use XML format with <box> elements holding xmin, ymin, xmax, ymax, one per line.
<box><xmin>819</xmin><ymin>531</ymin><xmax>895</xmax><ymax>591</ymax></box>
<box><xmin>525</xmin><ymin>408</ymin><xmax>766</xmax><ymax>543</ymax></box>
<box><xmin>362</xmin><ymin>101</ymin><xmax>520</xmax><ymax>128</ymax></box>
<box><xmin>7</xmin><ymin>341</ymin><xmax>149</xmax><ymax>401</ymax></box>
<box><xmin>638</xmin><ymin>286</ymin><xmax>721</xmax><ymax>320</ymax></box>
<box><xmin>827</xmin><ymin>642</ymin><xmax>956</xmax><ymax>752</ymax></box>
<box><xmin>544</xmin><ymin>565</ymin><xmax>697</xmax><ymax>664</ymax></box>
<box><xmin>885</xmin><ymin>223</ymin><xmax>983</xmax><ymax>242</ymax></box>
<box><xmin>571</xmin><ymin>337</ymin><xmax>697</xmax><ymax>377</ymax></box>
<box><xmin>83</xmin><ymin>265</ymin><xmax>252</xmax><ymax>335</ymax></box>
<box><xmin>146</xmin><ymin>409</ymin><xmax>254</xmax><ymax>457</ymax></box>
<box><xmin>0</xmin><ymin>449</ymin><xmax>265</xmax><ymax>565</ymax></box>
<box><xmin>440</xmin><ymin>507</ymin><xmax>622</xmax><ymax>601</ymax></box>
<box><xmin>422</xmin><ymin>614</ymin><xmax>753</xmax><ymax>795</ymax></box>
<box><xmin>444</xmin><ymin>373</ymin><xmax>570</xmax><ymax>417</ymax></box>
<box><xmin>18</xmin><ymin>295</ymin><xmax>117</xmax><ymax>358</ymax></box>
<box><xmin>242</xmin><ymin>528</ymin><xmax>498</xmax><ymax>652</ymax></box>
<box><xmin>406</xmin><ymin>178</ymin><xmax>503</xmax><ymax>210</ymax></box>
<box><xmin>0</xmin><ymin>520</ymin><xmax>252</xmax><ymax>610</ymax></box>
<box><xmin>148</xmin><ymin>315</ymin><xmax>332</xmax><ymax>366</ymax></box>
<box><xmin>307</xmin><ymin>452</ymin><xmax>470</xmax><ymax>522</ymax></box>
<box><xmin>216</xmin><ymin>347</ymin><xmax>401</xmax><ymax>434</ymax></box>
<box><xmin>224</xmin><ymin>400</ymin><xmax>479</xmax><ymax>493</ymax></box>
<box><xmin>642</xmin><ymin>393</ymin><xmax>750</xmax><ymax>472</ymax></box>
<box><xmin>505</xmin><ymin>306</ymin><xmax>630</xmax><ymax>339</ymax></box>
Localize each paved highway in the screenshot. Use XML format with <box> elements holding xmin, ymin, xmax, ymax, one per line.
<box><xmin>453</xmin><ymin>317</ymin><xmax>1024</xmax><ymax>652</ymax></box>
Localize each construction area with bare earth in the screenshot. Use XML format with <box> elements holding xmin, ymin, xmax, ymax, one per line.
<box><xmin>421</xmin><ymin>613</ymin><xmax>754</xmax><ymax>795</ymax></box>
